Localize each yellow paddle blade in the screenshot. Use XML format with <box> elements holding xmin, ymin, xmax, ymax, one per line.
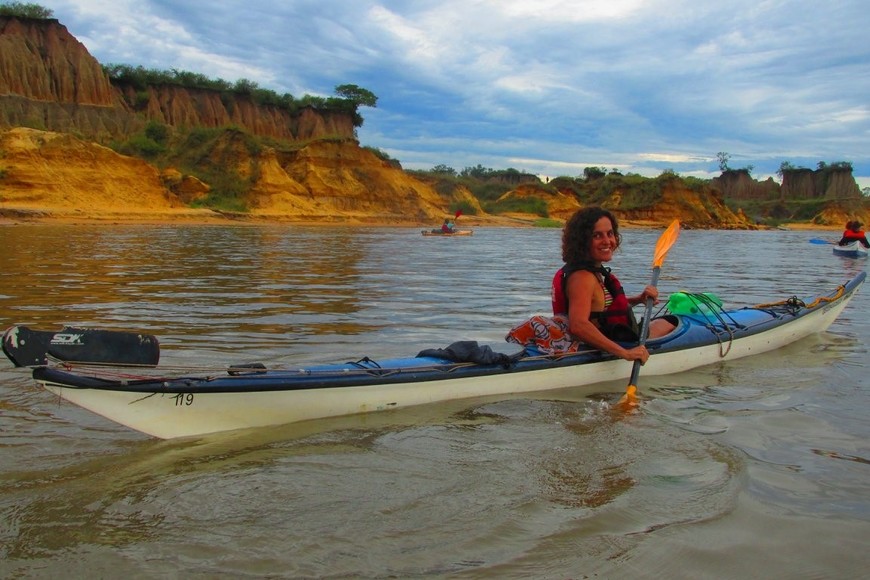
<box><xmin>653</xmin><ymin>220</ymin><xmax>681</xmax><ymax>268</ymax></box>
<box><xmin>617</xmin><ymin>385</ymin><xmax>638</xmax><ymax>407</ymax></box>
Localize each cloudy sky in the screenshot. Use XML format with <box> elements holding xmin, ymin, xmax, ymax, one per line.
<box><xmin>48</xmin><ymin>0</ymin><xmax>870</xmax><ymax>188</ymax></box>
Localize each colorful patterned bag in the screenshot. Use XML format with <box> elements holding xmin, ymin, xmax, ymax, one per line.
<box><xmin>505</xmin><ymin>314</ymin><xmax>582</xmax><ymax>354</ymax></box>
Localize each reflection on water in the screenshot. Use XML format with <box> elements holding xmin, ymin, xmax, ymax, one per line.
<box><xmin>0</xmin><ymin>224</ymin><xmax>867</xmax><ymax>577</ymax></box>
<box><xmin>2</xmin><ymin>225</ymin><xmax>566</xmax><ymax>363</ymax></box>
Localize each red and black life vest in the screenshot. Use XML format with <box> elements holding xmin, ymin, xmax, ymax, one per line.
<box><xmin>840</xmin><ymin>229</ymin><xmax>870</xmax><ymax>248</ymax></box>
<box><xmin>551</xmin><ymin>263</ymin><xmax>640</xmax><ymax>342</ymax></box>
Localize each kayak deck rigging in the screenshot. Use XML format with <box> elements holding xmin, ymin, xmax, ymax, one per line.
<box><xmin>44</xmin><ymin>283</ymin><xmax>847</xmax><ymax>383</ymax></box>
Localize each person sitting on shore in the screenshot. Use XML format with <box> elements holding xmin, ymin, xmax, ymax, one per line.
<box><xmin>838</xmin><ymin>221</ymin><xmax>870</xmax><ymax>248</ymax></box>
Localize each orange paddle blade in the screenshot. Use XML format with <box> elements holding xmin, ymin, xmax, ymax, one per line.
<box><xmin>653</xmin><ymin>220</ymin><xmax>680</xmax><ymax>268</ymax></box>
<box><xmin>617</xmin><ymin>385</ymin><xmax>638</xmax><ymax>408</ymax></box>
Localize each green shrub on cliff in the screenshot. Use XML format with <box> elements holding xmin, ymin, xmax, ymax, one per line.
<box><xmin>121</xmin><ymin>134</ymin><xmax>164</xmax><ymax>158</ymax></box>
<box><xmin>0</xmin><ymin>2</ymin><xmax>52</xmax><ymax>18</ymax></box>
<box><xmin>190</xmin><ymin>172</ymin><xmax>249</xmax><ymax>213</ymax></box>
<box><xmin>102</xmin><ymin>64</ymin><xmax>377</xmax><ymax>128</ymax></box>
<box><xmin>113</xmin><ymin>121</ymin><xmax>169</xmax><ymax>159</ymax></box>
<box><xmin>485</xmin><ymin>196</ymin><xmax>549</xmax><ymax>217</ymax></box>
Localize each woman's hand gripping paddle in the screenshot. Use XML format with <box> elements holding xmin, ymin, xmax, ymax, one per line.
<box><xmin>617</xmin><ymin>219</ymin><xmax>681</xmax><ymax>409</ymax></box>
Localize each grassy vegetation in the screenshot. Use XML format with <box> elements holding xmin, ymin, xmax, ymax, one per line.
<box><xmin>725</xmin><ymin>197</ymin><xmax>866</xmax><ymax>225</ymax></box>
<box><xmin>414</xmin><ymin>163</ymin><xmax>868</xmax><ymax>226</ymax></box>
<box><xmin>106</xmin><ymin>124</ymin><xmax>263</xmax><ymax>212</ymax></box>
<box><xmin>531</xmin><ymin>172</ymin><xmax>671</xmax><ymax>210</ymax></box>
<box><xmin>409</xmin><ymin>166</ymin><xmax>559</xmax><ymax>216</ymax></box>
<box><xmin>98</xmin><ymin>118</ymin><xmax>866</xmax><ymax>219</ymax></box>
<box><xmin>189</xmin><ymin>172</ymin><xmax>250</xmax><ymax>213</ymax></box>
<box><xmin>533</xmin><ymin>218</ymin><xmax>562</xmax><ymax>228</ymax></box>
<box><xmin>362</xmin><ymin>146</ymin><xmax>398</xmax><ymax>164</ymax></box>
<box><xmin>449</xmin><ymin>200</ymin><xmax>478</xmax><ymax>216</ymax></box>
<box><xmin>484</xmin><ymin>196</ymin><xmax>549</xmax><ymax>217</ymax></box>
<box><xmin>0</xmin><ymin>1</ymin><xmax>52</xmax><ymax>18</ymax></box>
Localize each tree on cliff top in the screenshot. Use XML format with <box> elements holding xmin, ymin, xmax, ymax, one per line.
<box><xmin>334</xmin><ymin>85</ymin><xmax>378</xmax><ymax>108</ymax></box>
<box><xmin>330</xmin><ymin>84</ymin><xmax>378</xmax><ymax>128</ymax></box>
<box><xmin>0</xmin><ymin>1</ymin><xmax>53</xmax><ymax>18</ymax></box>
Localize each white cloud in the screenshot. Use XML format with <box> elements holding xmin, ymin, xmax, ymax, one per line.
<box><xmin>44</xmin><ymin>0</ymin><xmax>870</xmax><ymax>182</ymax></box>
<box><xmin>499</xmin><ymin>0</ymin><xmax>647</xmax><ymax>22</ymax></box>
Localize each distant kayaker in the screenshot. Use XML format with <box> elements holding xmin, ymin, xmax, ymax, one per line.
<box><xmin>838</xmin><ymin>220</ymin><xmax>855</xmax><ymax>243</ymax></box>
<box><xmin>553</xmin><ymin>207</ymin><xmax>676</xmax><ymax>364</ymax></box>
<box><xmin>838</xmin><ymin>220</ymin><xmax>869</xmax><ymax>248</ymax></box>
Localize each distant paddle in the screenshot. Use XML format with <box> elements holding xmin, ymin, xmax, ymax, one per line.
<box><xmin>809</xmin><ymin>238</ymin><xmax>834</xmax><ymax>245</ymax></box>
<box><xmin>617</xmin><ymin>219</ymin><xmax>681</xmax><ymax>409</ymax></box>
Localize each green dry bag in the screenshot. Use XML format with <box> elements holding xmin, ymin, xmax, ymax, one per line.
<box><xmin>667</xmin><ymin>291</ymin><xmax>723</xmax><ymax>319</ymax></box>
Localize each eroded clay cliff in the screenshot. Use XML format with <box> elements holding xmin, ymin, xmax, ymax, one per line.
<box><xmin>0</xmin><ymin>17</ymin><xmax>114</xmax><ymax>105</ymax></box>
<box><xmin>0</xmin><ymin>127</ymin><xmax>452</xmax><ymax>223</ymax></box>
<box><xmin>780</xmin><ymin>168</ymin><xmax>862</xmax><ymax>199</ymax></box>
<box><xmin>0</xmin><ymin>127</ymin><xmax>184</xmax><ymax>217</ymax></box>
<box><xmin>0</xmin><ymin>16</ymin><xmax>355</xmax><ymax>142</ymax></box>
<box><xmin>714</xmin><ymin>167</ymin><xmax>862</xmax><ymax>202</ymax></box>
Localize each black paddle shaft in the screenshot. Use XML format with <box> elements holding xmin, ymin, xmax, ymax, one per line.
<box><xmin>627</xmin><ymin>266</ymin><xmax>661</xmax><ymax>386</ymax></box>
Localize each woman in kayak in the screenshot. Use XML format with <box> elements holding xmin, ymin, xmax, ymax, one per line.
<box><xmin>553</xmin><ymin>207</ymin><xmax>676</xmax><ymax>364</ymax></box>
<box><xmin>838</xmin><ymin>220</ymin><xmax>870</xmax><ymax>248</ymax></box>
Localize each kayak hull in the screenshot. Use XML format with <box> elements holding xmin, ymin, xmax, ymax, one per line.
<box><xmin>421</xmin><ymin>229</ymin><xmax>473</xmax><ymax>236</ymax></box>
<box><xmin>33</xmin><ymin>273</ymin><xmax>865</xmax><ymax>439</ymax></box>
<box><xmin>833</xmin><ymin>241</ymin><xmax>868</xmax><ymax>258</ymax></box>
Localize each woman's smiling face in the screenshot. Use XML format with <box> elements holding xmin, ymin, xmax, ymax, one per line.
<box><xmin>589</xmin><ymin>216</ymin><xmax>617</xmax><ymax>263</ymax></box>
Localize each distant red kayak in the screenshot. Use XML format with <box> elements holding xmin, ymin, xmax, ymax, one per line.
<box><xmin>421</xmin><ymin>229</ymin><xmax>474</xmax><ymax>237</ymax></box>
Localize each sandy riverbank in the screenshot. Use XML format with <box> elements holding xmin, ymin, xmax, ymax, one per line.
<box><xmin>0</xmin><ymin>206</ymin><xmax>843</xmax><ymax>230</ymax></box>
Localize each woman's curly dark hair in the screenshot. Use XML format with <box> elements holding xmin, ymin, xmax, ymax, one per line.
<box><xmin>562</xmin><ymin>207</ymin><xmax>621</xmax><ymax>264</ymax></box>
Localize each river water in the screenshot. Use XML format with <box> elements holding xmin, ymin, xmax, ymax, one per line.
<box><xmin>0</xmin><ymin>224</ymin><xmax>867</xmax><ymax>578</ymax></box>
